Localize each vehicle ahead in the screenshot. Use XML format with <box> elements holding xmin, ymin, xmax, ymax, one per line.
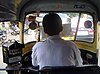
<box><xmin>0</xmin><ymin>30</ymin><xmax>7</xmax><ymax>46</ymax></box>
<box><xmin>0</xmin><ymin>0</ymin><xmax>100</xmax><ymax>74</ymax></box>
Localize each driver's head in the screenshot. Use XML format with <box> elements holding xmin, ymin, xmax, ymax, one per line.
<box><xmin>42</xmin><ymin>13</ymin><xmax>63</xmax><ymax>36</ymax></box>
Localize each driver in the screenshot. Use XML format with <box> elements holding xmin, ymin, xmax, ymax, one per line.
<box><xmin>31</xmin><ymin>13</ymin><xmax>83</xmax><ymax>69</ymax></box>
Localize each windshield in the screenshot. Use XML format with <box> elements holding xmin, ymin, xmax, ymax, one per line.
<box><xmin>24</xmin><ymin>12</ymin><xmax>94</xmax><ymax>43</ymax></box>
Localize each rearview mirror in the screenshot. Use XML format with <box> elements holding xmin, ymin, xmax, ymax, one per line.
<box><xmin>84</xmin><ymin>20</ymin><xmax>92</xmax><ymax>28</ymax></box>
<box><xmin>29</xmin><ymin>22</ymin><xmax>37</xmax><ymax>30</ymax></box>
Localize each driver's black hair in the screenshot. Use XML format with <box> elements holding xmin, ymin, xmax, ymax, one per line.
<box><xmin>42</xmin><ymin>13</ymin><xmax>63</xmax><ymax>36</ymax></box>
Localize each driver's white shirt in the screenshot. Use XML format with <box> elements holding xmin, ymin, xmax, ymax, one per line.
<box><xmin>31</xmin><ymin>35</ymin><xmax>83</xmax><ymax>69</ymax></box>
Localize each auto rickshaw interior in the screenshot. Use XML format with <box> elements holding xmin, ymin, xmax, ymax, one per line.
<box><xmin>0</xmin><ymin>0</ymin><xmax>100</xmax><ymax>74</ymax></box>
<box><xmin>23</xmin><ymin>12</ymin><xmax>96</xmax><ymax>64</ymax></box>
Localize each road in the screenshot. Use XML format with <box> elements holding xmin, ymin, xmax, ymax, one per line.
<box><xmin>0</xmin><ymin>46</ymin><xmax>7</xmax><ymax>74</ymax></box>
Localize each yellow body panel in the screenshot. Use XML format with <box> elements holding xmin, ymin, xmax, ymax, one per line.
<box><xmin>22</xmin><ymin>42</ymin><xmax>36</xmax><ymax>56</ymax></box>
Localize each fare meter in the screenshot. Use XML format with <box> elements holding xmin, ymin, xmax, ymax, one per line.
<box><xmin>2</xmin><ymin>40</ymin><xmax>24</xmax><ymax>65</ymax></box>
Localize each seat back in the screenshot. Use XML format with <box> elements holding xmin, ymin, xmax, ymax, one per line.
<box><xmin>40</xmin><ymin>66</ymin><xmax>100</xmax><ymax>74</ymax></box>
